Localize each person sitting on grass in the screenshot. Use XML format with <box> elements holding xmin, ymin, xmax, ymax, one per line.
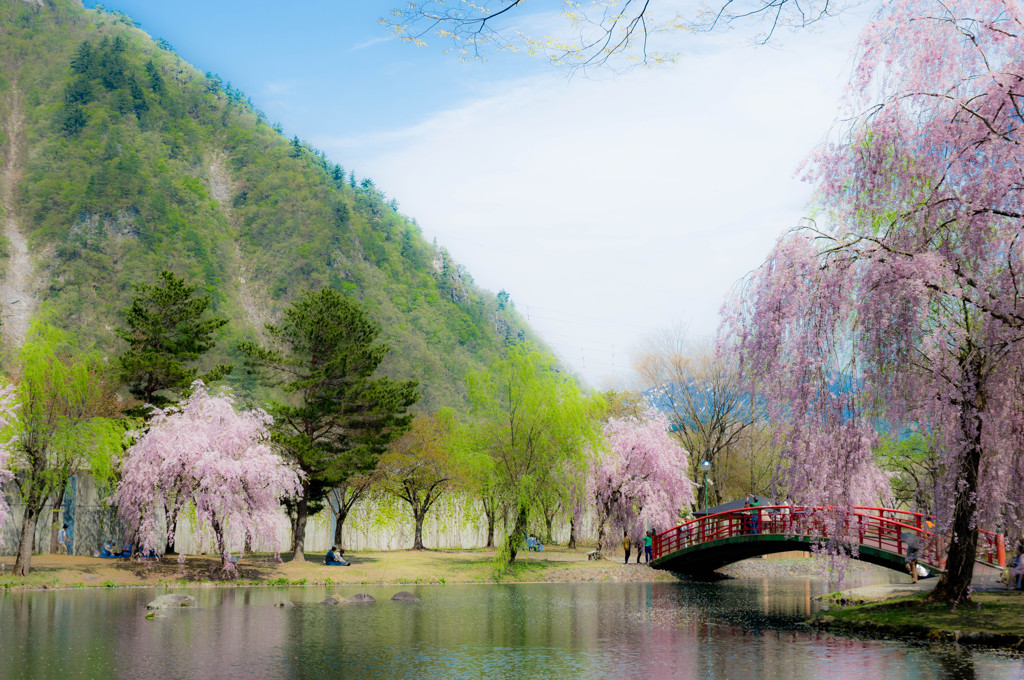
<box><xmin>136</xmin><ymin>547</ymin><xmax>160</xmax><ymax>559</ymax></box>
<box><xmin>324</xmin><ymin>546</ymin><xmax>349</xmax><ymax>566</ymax></box>
<box><xmin>95</xmin><ymin>540</ymin><xmax>124</xmax><ymax>558</ymax></box>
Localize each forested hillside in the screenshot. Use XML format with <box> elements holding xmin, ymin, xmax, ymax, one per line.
<box><xmin>0</xmin><ymin>0</ymin><xmax>537</xmax><ymax>410</ymax></box>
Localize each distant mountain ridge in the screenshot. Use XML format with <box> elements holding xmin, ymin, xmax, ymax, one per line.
<box><xmin>0</xmin><ymin>0</ymin><xmax>537</xmax><ymax>409</ymax></box>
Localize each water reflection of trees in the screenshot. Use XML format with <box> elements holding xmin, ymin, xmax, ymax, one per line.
<box><xmin>0</xmin><ymin>584</ymin><xmax>1013</xmax><ymax>679</ymax></box>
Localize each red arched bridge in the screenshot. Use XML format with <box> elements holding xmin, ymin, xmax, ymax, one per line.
<box><xmin>650</xmin><ymin>506</ymin><xmax>1005</xmax><ymax>576</ymax></box>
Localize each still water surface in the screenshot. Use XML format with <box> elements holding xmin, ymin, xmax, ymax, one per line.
<box><xmin>1</xmin><ymin>576</ymin><xmax>1022</xmax><ymax>679</ymax></box>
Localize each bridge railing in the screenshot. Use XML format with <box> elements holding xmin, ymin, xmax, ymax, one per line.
<box><xmin>653</xmin><ymin>505</ymin><xmax>1003</xmax><ymax>568</ymax></box>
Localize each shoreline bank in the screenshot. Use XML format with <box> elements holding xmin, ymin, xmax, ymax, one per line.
<box><xmin>811</xmin><ymin>581</ymin><xmax>1024</xmax><ymax>651</ymax></box>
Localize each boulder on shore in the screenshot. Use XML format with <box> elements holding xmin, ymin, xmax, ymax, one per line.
<box><xmin>147</xmin><ymin>594</ymin><xmax>197</xmax><ymax>610</ymax></box>
<box><xmin>391</xmin><ymin>591</ymin><xmax>420</xmax><ymax>602</ymax></box>
<box><xmin>347</xmin><ymin>593</ymin><xmax>376</xmax><ymax>604</ymax></box>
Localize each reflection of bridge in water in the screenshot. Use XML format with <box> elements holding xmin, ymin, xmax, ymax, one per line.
<box><xmin>650</xmin><ymin>506</ymin><xmax>1005</xmax><ymax>576</ymax></box>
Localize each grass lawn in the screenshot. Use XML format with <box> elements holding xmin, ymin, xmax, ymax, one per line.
<box><xmin>0</xmin><ymin>545</ymin><xmax>676</xmax><ymax>591</ymax></box>
<box><xmin>821</xmin><ymin>591</ymin><xmax>1024</xmax><ymax>641</ymax></box>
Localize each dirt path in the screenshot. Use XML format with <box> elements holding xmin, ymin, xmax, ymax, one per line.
<box><xmin>0</xmin><ymin>83</ymin><xmax>38</xmax><ymax>350</ymax></box>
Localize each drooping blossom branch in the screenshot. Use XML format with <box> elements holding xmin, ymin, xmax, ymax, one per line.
<box><xmin>589</xmin><ymin>409</ymin><xmax>694</xmax><ymax>554</ymax></box>
<box><xmin>113</xmin><ymin>381</ymin><xmax>301</xmax><ymax>572</ymax></box>
<box><xmin>727</xmin><ymin>0</ymin><xmax>1024</xmax><ymax>602</ymax></box>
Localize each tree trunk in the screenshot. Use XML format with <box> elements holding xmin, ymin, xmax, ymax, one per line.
<box><xmin>483</xmin><ymin>500</ymin><xmax>496</xmax><ymax>548</ymax></box>
<box><xmin>933</xmin><ymin>430</ymin><xmax>978</xmax><ymax>602</ymax></box>
<box><xmin>506</xmin><ymin>505</ymin><xmax>527</xmax><ymax>564</ymax></box>
<box><xmin>292</xmin><ymin>490</ymin><xmax>309</xmax><ymax>562</ymax></box>
<box><xmin>544</xmin><ymin>511</ymin><xmax>555</xmax><ymax>544</ymax></box>
<box><xmin>211</xmin><ymin>516</ymin><xmax>237</xmax><ymax>577</ymax></box>
<box><xmin>568</xmin><ymin>515</ymin><xmax>577</xmax><ymax>550</ymax></box>
<box><xmin>165</xmin><ymin>512</ymin><xmax>177</xmax><ymax>556</ymax></box>
<box><xmin>288</xmin><ymin>505</ymin><xmax>299</xmax><ymax>552</ymax></box>
<box><xmin>14</xmin><ymin>506</ymin><xmax>41</xmax><ymax>576</ymax></box>
<box><xmin>413</xmin><ymin>507</ymin><xmax>426</xmax><ymax>550</ymax></box>
<box><xmin>930</xmin><ymin>384</ymin><xmax>984</xmax><ymax>603</ymax></box>
<box><xmin>595</xmin><ymin>516</ymin><xmax>607</xmax><ymax>555</ymax></box>
<box><xmin>49</xmin><ymin>486</ymin><xmax>66</xmax><ymax>554</ymax></box>
<box><xmin>333</xmin><ymin>506</ymin><xmax>348</xmax><ymax>549</ymax></box>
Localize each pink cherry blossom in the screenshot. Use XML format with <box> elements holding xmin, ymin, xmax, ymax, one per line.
<box><xmin>589</xmin><ymin>409</ymin><xmax>694</xmax><ymax>553</ymax></box>
<box><xmin>727</xmin><ymin>0</ymin><xmax>1024</xmax><ymax>602</ymax></box>
<box><xmin>113</xmin><ymin>381</ymin><xmax>301</xmax><ymax>572</ymax></box>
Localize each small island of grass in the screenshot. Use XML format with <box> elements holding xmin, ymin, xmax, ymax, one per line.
<box><xmin>813</xmin><ymin>589</ymin><xmax>1024</xmax><ymax>649</ymax></box>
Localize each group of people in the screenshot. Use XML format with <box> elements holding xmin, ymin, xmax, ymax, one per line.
<box><xmin>94</xmin><ymin>540</ymin><xmax>130</xmax><ymax>558</ymax></box>
<box><xmin>622</xmin><ymin>529</ymin><xmax>654</xmax><ymax>564</ymax></box>
<box><xmin>92</xmin><ymin>538</ymin><xmax>159</xmax><ymax>559</ymax></box>
<box><xmin>323</xmin><ymin>546</ymin><xmax>350</xmax><ymax>566</ymax></box>
<box><xmin>527</xmin><ymin>534</ymin><xmax>544</xmax><ymax>551</ymax></box>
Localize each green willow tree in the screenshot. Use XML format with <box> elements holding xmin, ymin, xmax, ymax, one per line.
<box><xmin>11</xmin><ymin>322</ymin><xmax>123</xmax><ymax>576</ymax></box>
<box><xmin>378</xmin><ymin>410</ymin><xmax>460</xmax><ymax>550</ymax></box>
<box><xmin>466</xmin><ymin>344</ymin><xmax>602</xmax><ymax>569</ymax></box>
<box><xmin>238</xmin><ymin>287</ymin><xmax>419</xmax><ymax>561</ymax></box>
<box><xmin>116</xmin><ymin>270</ymin><xmax>230</xmax><ymax>410</ymax></box>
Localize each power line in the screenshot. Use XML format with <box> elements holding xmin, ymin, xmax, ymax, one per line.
<box><xmin>527</xmin><ymin>304</ymin><xmax>643</xmax><ymax>331</ymax></box>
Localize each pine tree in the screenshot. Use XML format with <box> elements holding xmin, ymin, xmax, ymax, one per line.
<box><xmin>238</xmin><ymin>287</ymin><xmax>419</xmax><ymax>561</ymax></box>
<box><xmin>116</xmin><ymin>270</ymin><xmax>230</xmax><ymax>410</ymax></box>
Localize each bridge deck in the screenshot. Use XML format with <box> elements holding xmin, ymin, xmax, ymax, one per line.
<box><xmin>650</xmin><ymin>506</ymin><xmax>1003</xmax><ymax>576</ymax></box>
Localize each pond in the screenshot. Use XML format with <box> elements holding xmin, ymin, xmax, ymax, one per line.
<box><xmin>1</xmin><ymin>575</ymin><xmax>1021</xmax><ymax>679</ymax></box>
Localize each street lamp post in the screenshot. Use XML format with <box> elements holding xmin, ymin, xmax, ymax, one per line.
<box><xmin>699</xmin><ymin>460</ymin><xmax>711</xmax><ymax>513</ymax></box>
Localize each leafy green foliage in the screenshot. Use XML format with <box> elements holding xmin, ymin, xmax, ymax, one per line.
<box><xmin>10</xmin><ymin>320</ymin><xmax>124</xmax><ymax>575</ymax></box>
<box><xmin>378</xmin><ymin>410</ymin><xmax>460</xmax><ymax>549</ymax></box>
<box><xmin>465</xmin><ymin>344</ymin><xmax>603</xmax><ymax>569</ymax></box>
<box><xmin>875</xmin><ymin>433</ymin><xmax>941</xmax><ymax>512</ymax></box>
<box><xmin>0</xmin><ymin>0</ymin><xmax>538</xmax><ymax>412</ymax></box>
<box><xmin>116</xmin><ymin>269</ymin><xmax>230</xmax><ymax>410</ymax></box>
<box><xmin>238</xmin><ymin>287</ymin><xmax>419</xmax><ymax>558</ymax></box>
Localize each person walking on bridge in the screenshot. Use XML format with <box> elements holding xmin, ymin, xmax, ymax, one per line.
<box><xmin>901</xmin><ymin>531</ymin><xmax>921</xmax><ymax>584</ymax></box>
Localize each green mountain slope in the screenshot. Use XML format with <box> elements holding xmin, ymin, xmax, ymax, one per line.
<box><xmin>0</xmin><ymin>0</ymin><xmax>536</xmax><ymax>410</ymax></box>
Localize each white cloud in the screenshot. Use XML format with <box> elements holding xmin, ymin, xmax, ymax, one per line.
<box><xmin>262</xmin><ymin>79</ymin><xmax>301</xmax><ymax>96</ymax></box>
<box><xmin>351</xmin><ymin>35</ymin><xmax>394</xmax><ymax>51</ymax></box>
<box><xmin>316</xmin><ymin>14</ymin><xmax>868</xmax><ymax>387</ymax></box>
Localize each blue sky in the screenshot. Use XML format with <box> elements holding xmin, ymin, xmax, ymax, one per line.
<box><xmin>86</xmin><ymin>1</ymin><xmax>872</xmax><ymax>387</ymax></box>
<box><xmin>85</xmin><ymin>2</ymin><xmax>547</xmax><ymax>152</ymax></box>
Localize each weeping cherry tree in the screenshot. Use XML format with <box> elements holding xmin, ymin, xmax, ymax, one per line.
<box><xmin>113</xmin><ymin>382</ymin><xmax>301</xmax><ymax>573</ymax></box>
<box><xmin>590</xmin><ymin>409</ymin><xmax>694</xmax><ymax>555</ymax></box>
<box><xmin>729</xmin><ymin>0</ymin><xmax>1024</xmax><ymax>603</ymax></box>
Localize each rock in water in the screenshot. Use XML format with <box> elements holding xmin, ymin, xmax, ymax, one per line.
<box><xmin>391</xmin><ymin>591</ymin><xmax>419</xmax><ymax>602</ymax></box>
<box><xmin>321</xmin><ymin>596</ymin><xmax>342</xmax><ymax>605</ymax></box>
<box><xmin>273</xmin><ymin>600</ymin><xmax>295</xmax><ymax>608</ymax></box>
<box><xmin>347</xmin><ymin>593</ymin><xmax>376</xmax><ymax>604</ymax></box>
<box><xmin>147</xmin><ymin>594</ymin><xmax>197</xmax><ymax>610</ymax></box>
